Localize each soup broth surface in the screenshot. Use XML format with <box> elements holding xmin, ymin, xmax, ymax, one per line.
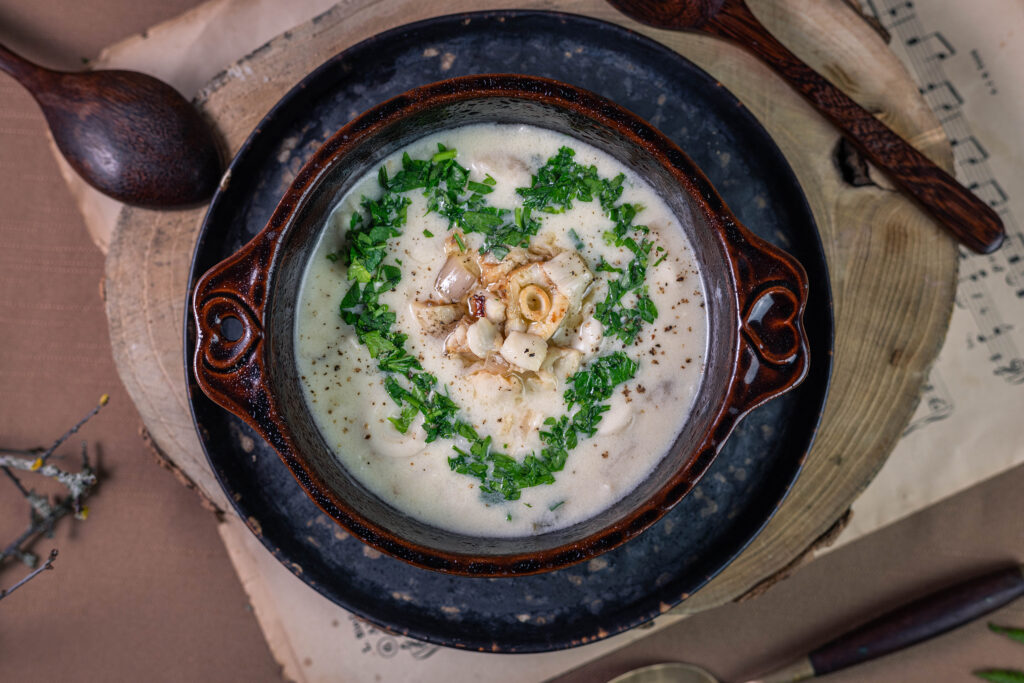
<box><xmin>294</xmin><ymin>123</ymin><xmax>708</xmax><ymax>536</ymax></box>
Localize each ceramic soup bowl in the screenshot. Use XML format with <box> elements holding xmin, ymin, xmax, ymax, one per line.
<box><xmin>191</xmin><ymin>74</ymin><xmax>809</xmax><ymax>576</ymax></box>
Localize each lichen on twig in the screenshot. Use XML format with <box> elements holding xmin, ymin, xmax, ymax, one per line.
<box><xmin>0</xmin><ymin>395</ymin><xmax>108</xmax><ymax>601</ymax></box>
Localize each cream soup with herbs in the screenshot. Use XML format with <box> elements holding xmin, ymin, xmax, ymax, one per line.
<box><xmin>294</xmin><ymin>123</ymin><xmax>707</xmax><ymax>536</ymax></box>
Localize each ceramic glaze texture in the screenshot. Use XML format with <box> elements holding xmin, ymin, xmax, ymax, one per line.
<box><xmin>186</xmin><ymin>11</ymin><xmax>831</xmax><ymax>647</ymax></box>
<box><xmin>294</xmin><ymin>123</ymin><xmax>708</xmax><ymax>536</ymax></box>
<box><xmin>193</xmin><ymin>73</ymin><xmax>809</xmax><ymax>578</ymax></box>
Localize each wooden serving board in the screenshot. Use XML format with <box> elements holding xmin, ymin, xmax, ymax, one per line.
<box><xmin>103</xmin><ymin>0</ymin><xmax>957</xmax><ymax>621</ymax></box>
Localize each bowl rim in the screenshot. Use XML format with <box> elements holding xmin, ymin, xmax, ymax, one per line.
<box><xmin>189</xmin><ymin>73</ymin><xmax>811</xmax><ymax>576</ymax></box>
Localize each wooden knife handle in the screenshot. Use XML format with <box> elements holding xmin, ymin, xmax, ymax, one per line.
<box><xmin>806</xmin><ymin>565</ymin><xmax>1024</xmax><ymax>675</ymax></box>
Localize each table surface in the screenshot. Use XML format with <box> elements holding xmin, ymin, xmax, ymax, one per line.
<box><xmin>1</xmin><ymin>1</ymin><xmax>1022</xmax><ymax>681</ymax></box>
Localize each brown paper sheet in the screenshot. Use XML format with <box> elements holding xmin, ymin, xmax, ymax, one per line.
<box><xmin>60</xmin><ymin>0</ymin><xmax>1024</xmax><ymax>680</ymax></box>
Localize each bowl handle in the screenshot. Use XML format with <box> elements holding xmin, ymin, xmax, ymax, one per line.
<box><xmin>723</xmin><ymin>222</ymin><xmax>812</xmax><ymax>415</ymax></box>
<box><xmin>191</xmin><ymin>231</ymin><xmax>277</xmax><ymax>428</ymax></box>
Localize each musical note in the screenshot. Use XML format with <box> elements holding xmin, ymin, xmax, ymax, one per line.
<box><xmin>867</xmin><ymin>0</ymin><xmax>917</xmax><ymax>29</ymax></box>
<box><xmin>915</xmin><ymin>33</ymin><xmax>955</xmax><ymax>60</ymax></box>
<box><xmin>906</xmin><ymin>31</ymin><xmax>956</xmax><ymax>60</ymax></box>
<box><xmin>951</xmin><ymin>135</ymin><xmax>989</xmax><ymax>165</ymax></box>
<box><xmin>920</xmin><ymin>80</ymin><xmax>963</xmax><ymax>112</ymax></box>
<box><xmin>995</xmin><ymin>358</ymin><xmax>1024</xmax><ymax>385</ymax></box>
<box><xmin>974</xmin><ymin>325</ymin><xmax>1013</xmax><ymax>345</ymax></box>
<box><xmin>859</xmin><ymin>0</ymin><xmax>1024</xmax><ymax>392</ymax></box>
<box><xmin>903</xmin><ymin>371</ymin><xmax>954</xmax><ymax>436</ymax></box>
<box><xmin>967</xmin><ymin>179</ymin><xmax>1009</xmax><ymax>209</ymax></box>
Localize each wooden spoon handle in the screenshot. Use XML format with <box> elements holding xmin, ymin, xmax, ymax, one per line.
<box><xmin>0</xmin><ymin>43</ymin><xmax>48</xmax><ymax>89</ymax></box>
<box><xmin>706</xmin><ymin>1</ymin><xmax>1004</xmax><ymax>254</ymax></box>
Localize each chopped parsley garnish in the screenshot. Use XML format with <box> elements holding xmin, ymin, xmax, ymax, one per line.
<box><xmin>334</xmin><ymin>144</ymin><xmax>659</xmax><ymax>503</ymax></box>
<box><xmin>593</xmin><ymin>203</ymin><xmax>658</xmax><ymax>345</ymax></box>
<box><xmin>568</xmin><ymin>228</ymin><xmax>585</xmax><ymax>251</ymax></box>
<box><xmin>378</xmin><ymin>144</ymin><xmax>536</xmax><ymax>259</ymax></box>
<box><xmin>448</xmin><ymin>351</ymin><xmax>637</xmax><ymax>500</ymax></box>
<box><xmin>515</xmin><ymin>147</ymin><xmax>657</xmax><ymax>345</ymax></box>
<box><xmin>516</xmin><ymin>146</ymin><xmax>624</xmax><ymax>213</ymax></box>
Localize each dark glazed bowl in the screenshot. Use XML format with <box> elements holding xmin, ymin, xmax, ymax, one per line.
<box><xmin>191</xmin><ymin>74</ymin><xmax>809</xmax><ymax>577</ymax></box>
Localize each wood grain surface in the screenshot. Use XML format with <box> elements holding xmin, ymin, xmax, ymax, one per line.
<box><xmin>608</xmin><ymin>0</ymin><xmax>1004</xmax><ymax>253</ymax></box>
<box><xmin>103</xmin><ymin>0</ymin><xmax>959</xmax><ymax>614</ymax></box>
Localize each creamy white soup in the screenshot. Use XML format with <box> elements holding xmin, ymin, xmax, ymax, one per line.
<box><xmin>294</xmin><ymin>123</ymin><xmax>708</xmax><ymax>536</ymax></box>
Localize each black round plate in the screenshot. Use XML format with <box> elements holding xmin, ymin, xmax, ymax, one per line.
<box><xmin>185</xmin><ymin>10</ymin><xmax>833</xmax><ymax>653</ymax></box>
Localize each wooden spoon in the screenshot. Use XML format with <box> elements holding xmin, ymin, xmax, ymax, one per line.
<box><xmin>607</xmin><ymin>0</ymin><xmax>1005</xmax><ymax>254</ymax></box>
<box><xmin>0</xmin><ymin>43</ymin><xmax>221</xmax><ymax>207</ymax></box>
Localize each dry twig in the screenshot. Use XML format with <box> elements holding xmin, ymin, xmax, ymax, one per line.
<box><xmin>0</xmin><ymin>549</ymin><xmax>57</xmax><ymax>602</ymax></box>
<box><xmin>0</xmin><ymin>396</ymin><xmax>107</xmax><ymax>600</ymax></box>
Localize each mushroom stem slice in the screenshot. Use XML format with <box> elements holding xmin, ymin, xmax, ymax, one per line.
<box><xmin>500</xmin><ymin>331</ymin><xmax>548</xmax><ymax>372</ymax></box>
<box><xmin>466</xmin><ymin>318</ymin><xmax>503</xmax><ymax>358</ymax></box>
<box><xmin>519</xmin><ymin>284</ymin><xmax>552</xmax><ymax>322</ymax></box>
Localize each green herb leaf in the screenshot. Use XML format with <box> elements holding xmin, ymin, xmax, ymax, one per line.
<box><xmin>975</xmin><ymin>670</ymin><xmax>1024</xmax><ymax>683</ymax></box>
<box><xmin>467</xmin><ymin>180</ymin><xmax>494</xmax><ymax>195</ymax></box>
<box><xmin>568</xmin><ymin>229</ymin><xmax>585</xmax><ymax>251</ymax></box>
<box><xmin>989</xmin><ymin>623</ymin><xmax>1024</xmax><ymax>645</ymax></box>
<box><xmin>432</xmin><ymin>148</ymin><xmax>457</xmax><ymax>163</ymax></box>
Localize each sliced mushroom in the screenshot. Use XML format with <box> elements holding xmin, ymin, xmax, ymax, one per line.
<box><xmin>504</xmin><ymin>316</ymin><xmax>527</xmax><ymax>335</ymax></box>
<box><xmin>466</xmin><ymin>318</ymin><xmax>503</xmax><ymax>358</ymax></box>
<box><xmin>573</xmin><ymin>316</ymin><xmax>604</xmax><ymax>358</ymax></box>
<box><xmin>468</xmin><ymin>368</ymin><xmax>523</xmax><ymax>399</ymax></box>
<box><xmin>541</xmin><ymin>346</ymin><xmax>582</xmax><ymax>380</ymax></box>
<box><xmin>500</xmin><ymin>331</ymin><xmax>547</xmax><ymax>372</ymax></box>
<box><xmin>542</xmin><ymin>250</ymin><xmax>593</xmax><ymax>305</ymax></box>
<box><xmin>527</xmin><ymin>232</ymin><xmax>561</xmax><ymax>260</ymax></box>
<box><xmin>445</xmin><ymin>319</ymin><xmax>472</xmax><ymax>356</ymax></box>
<box><xmin>412</xmin><ymin>302</ymin><xmax>463</xmax><ymax>337</ymax></box>
<box><xmin>435</xmin><ymin>254</ymin><xmax>479</xmax><ymax>303</ymax></box>
<box><xmin>505</xmin><ymin>262</ymin><xmax>570</xmax><ymax>340</ymax></box>
<box><xmin>478</xmin><ymin>247</ymin><xmax>535</xmax><ymax>287</ymax></box>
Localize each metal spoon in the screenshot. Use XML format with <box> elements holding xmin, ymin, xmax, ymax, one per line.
<box><xmin>606</xmin><ymin>0</ymin><xmax>1005</xmax><ymax>255</ymax></box>
<box><xmin>609</xmin><ymin>565</ymin><xmax>1024</xmax><ymax>683</ymax></box>
<box><xmin>0</xmin><ymin>42</ymin><xmax>221</xmax><ymax>207</ymax></box>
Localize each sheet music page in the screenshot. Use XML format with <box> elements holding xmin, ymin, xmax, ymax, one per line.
<box><xmin>838</xmin><ymin>0</ymin><xmax>1024</xmax><ymax>542</ymax></box>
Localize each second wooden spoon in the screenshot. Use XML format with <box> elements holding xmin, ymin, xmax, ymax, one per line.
<box><xmin>608</xmin><ymin>0</ymin><xmax>1005</xmax><ymax>254</ymax></box>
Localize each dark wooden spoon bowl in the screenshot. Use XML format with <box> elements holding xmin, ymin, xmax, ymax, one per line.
<box><xmin>608</xmin><ymin>0</ymin><xmax>1005</xmax><ymax>254</ymax></box>
<box><xmin>0</xmin><ymin>43</ymin><xmax>221</xmax><ymax>207</ymax></box>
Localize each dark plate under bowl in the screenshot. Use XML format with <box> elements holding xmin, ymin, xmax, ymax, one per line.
<box><xmin>185</xmin><ymin>10</ymin><xmax>833</xmax><ymax>651</ymax></box>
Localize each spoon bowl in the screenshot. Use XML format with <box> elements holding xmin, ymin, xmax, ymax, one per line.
<box><xmin>0</xmin><ymin>43</ymin><xmax>221</xmax><ymax>207</ymax></box>
<box><xmin>609</xmin><ymin>662</ymin><xmax>718</xmax><ymax>683</ymax></box>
